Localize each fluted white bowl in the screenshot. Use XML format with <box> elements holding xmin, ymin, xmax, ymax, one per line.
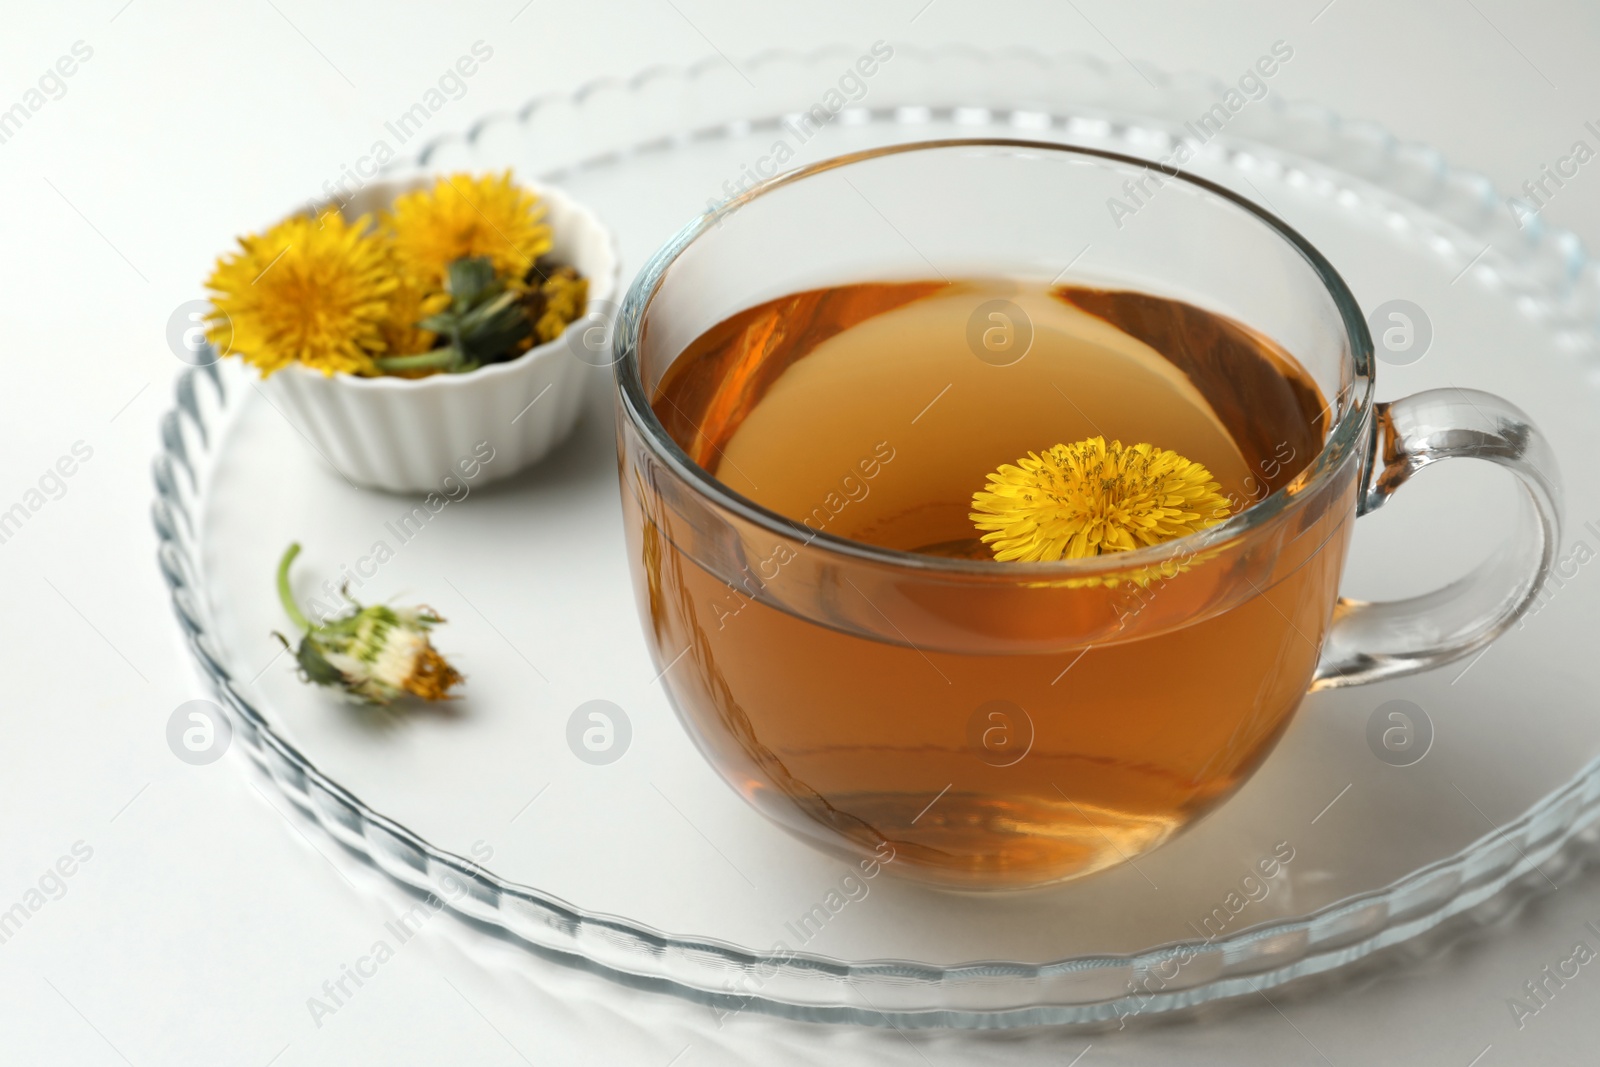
<box><xmin>254</xmin><ymin>176</ymin><xmax>619</xmax><ymax>494</ymax></box>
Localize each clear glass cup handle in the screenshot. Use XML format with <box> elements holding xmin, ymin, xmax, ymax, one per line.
<box><xmin>1312</xmin><ymin>388</ymin><xmax>1563</xmax><ymax>690</ymax></box>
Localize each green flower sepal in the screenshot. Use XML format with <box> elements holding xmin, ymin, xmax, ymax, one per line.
<box><xmin>375</xmin><ymin>256</ymin><xmax>530</xmax><ymax>375</ymax></box>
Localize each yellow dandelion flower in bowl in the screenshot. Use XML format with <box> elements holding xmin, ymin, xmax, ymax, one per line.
<box><xmin>970</xmin><ymin>436</ymin><xmax>1233</xmax><ymax>564</ymax></box>
<box><xmin>385</xmin><ymin>170</ymin><xmax>552</xmax><ymax>291</ymax></box>
<box><xmin>526</xmin><ymin>265</ymin><xmax>590</xmax><ymax>346</ymax></box>
<box><xmin>377</xmin><ymin>272</ymin><xmax>450</xmax><ymax>365</ymax></box>
<box><xmin>205</xmin><ymin>210</ymin><xmax>397</xmax><ymax>377</ymax></box>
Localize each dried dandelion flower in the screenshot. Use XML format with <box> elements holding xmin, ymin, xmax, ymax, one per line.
<box><xmin>275</xmin><ymin>543</ymin><xmax>462</xmax><ymax>706</ymax></box>
<box><xmin>525</xmin><ymin>264</ymin><xmax>589</xmax><ymax>346</ymax></box>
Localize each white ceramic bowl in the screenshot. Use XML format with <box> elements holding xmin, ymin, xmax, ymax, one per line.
<box><xmin>254</xmin><ymin>176</ymin><xmax>619</xmax><ymax>494</ymax></box>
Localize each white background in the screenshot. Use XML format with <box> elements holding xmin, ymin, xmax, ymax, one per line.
<box><xmin>4</xmin><ymin>1</ymin><xmax>1600</xmax><ymax>1063</ymax></box>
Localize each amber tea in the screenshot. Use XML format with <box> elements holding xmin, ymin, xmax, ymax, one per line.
<box><xmin>635</xmin><ymin>278</ymin><xmax>1343</xmax><ymax>888</ymax></box>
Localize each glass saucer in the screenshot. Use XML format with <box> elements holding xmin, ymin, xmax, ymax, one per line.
<box><xmin>156</xmin><ymin>47</ymin><xmax>1600</xmax><ymax>1027</ymax></box>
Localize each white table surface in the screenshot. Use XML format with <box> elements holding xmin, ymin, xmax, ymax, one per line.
<box><xmin>5</xmin><ymin>1</ymin><xmax>1599</xmax><ymax>1062</ymax></box>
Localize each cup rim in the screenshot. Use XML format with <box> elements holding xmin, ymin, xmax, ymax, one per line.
<box><xmin>614</xmin><ymin>138</ymin><xmax>1376</xmax><ymax>579</ymax></box>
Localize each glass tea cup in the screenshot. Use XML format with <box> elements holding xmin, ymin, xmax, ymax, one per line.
<box><xmin>610</xmin><ymin>140</ymin><xmax>1561</xmax><ymax>891</ymax></box>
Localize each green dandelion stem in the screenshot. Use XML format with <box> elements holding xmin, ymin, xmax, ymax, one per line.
<box><xmin>375</xmin><ymin>347</ymin><xmax>463</xmax><ymax>374</ymax></box>
<box><xmin>276</xmin><ymin>542</ymin><xmax>315</xmax><ymax>634</ymax></box>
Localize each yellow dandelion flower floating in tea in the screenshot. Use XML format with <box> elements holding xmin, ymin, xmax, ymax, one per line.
<box><xmin>206</xmin><ymin>211</ymin><xmax>397</xmax><ymax>377</ymax></box>
<box><xmin>386</xmin><ymin>170</ymin><xmax>551</xmax><ymax>291</ymax></box>
<box><xmin>970</xmin><ymin>436</ymin><xmax>1233</xmax><ymax>563</ymax></box>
